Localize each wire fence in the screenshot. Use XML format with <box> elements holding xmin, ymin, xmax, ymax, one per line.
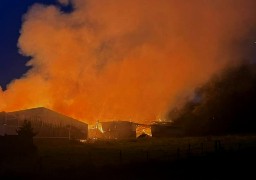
<box><xmin>33</xmin><ymin>138</ymin><xmax>255</xmax><ymax>168</ymax></box>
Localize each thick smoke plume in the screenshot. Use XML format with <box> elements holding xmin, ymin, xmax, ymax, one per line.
<box><xmin>0</xmin><ymin>0</ymin><xmax>256</xmax><ymax>124</ymax></box>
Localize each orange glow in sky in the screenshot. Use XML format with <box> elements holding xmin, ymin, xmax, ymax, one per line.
<box><xmin>1</xmin><ymin>0</ymin><xmax>256</xmax><ymax>124</ymax></box>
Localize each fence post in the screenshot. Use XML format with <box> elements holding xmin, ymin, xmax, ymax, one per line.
<box><xmin>188</xmin><ymin>144</ymin><xmax>191</xmax><ymax>157</ymax></box>
<box><xmin>146</xmin><ymin>151</ymin><xmax>149</xmax><ymax>161</ymax></box>
<box><xmin>34</xmin><ymin>156</ymin><xmax>43</xmax><ymax>172</ymax></box>
<box><xmin>238</xmin><ymin>143</ymin><xmax>241</xmax><ymax>151</ymax></box>
<box><xmin>218</xmin><ymin>140</ymin><xmax>221</xmax><ymax>152</ymax></box>
<box><xmin>177</xmin><ymin>148</ymin><xmax>180</xmax><ymax>160</ymax></box>
<box><xmin>215</xmin><ymin>140</ymin><xmax>218</xmax><ymax>152</ymax></box>
<box><xmin>215</xmin><ymin>140</ymin><xmax>221</xmax><ymax>152</ymax></box>
<box><xmin>88</xmin><ymin>151</ymin><xmax>92</xmax><ymax>162</ymax></box>
<box><xmin>119</xmin><ymin>150</ymin><xmax>122</xmax><ymax>165</ymax></box>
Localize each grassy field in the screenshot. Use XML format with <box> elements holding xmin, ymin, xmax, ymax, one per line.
<box><xmin>1</xmin><ymin>135</ymin><xmax>256</xmax><ymax>179</ymax></box>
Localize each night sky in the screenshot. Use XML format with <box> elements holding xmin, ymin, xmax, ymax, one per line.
<box><xmin>0</xmin><ymin>0</ymin><xmax>72</xmax><ymax>90</ymax></box>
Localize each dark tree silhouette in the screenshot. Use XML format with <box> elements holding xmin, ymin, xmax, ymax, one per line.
<box><xmin>168</xmin><ymin>63</ymin><xmax>256</xmax><ymax>136</ymax></box>
<box><xmin>16</xmin><ymin>120</ymin><xmax>37</xmax><ymax>137</ymax></box>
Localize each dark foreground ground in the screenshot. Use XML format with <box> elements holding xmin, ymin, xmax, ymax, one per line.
<box><xmin>1</xmin><ymin>135</ymin><xmax>256</xmax><ymax>179</ymax></box>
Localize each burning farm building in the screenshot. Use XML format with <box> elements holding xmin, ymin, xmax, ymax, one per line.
<box><xmin>89</xmin><ymin>121</ymin><xmax>137</xmax><ymax>139</ymax></box>
<box><xmin>151</xmin><ymin>121</ymin><xmax>183</xmax><ymax>138</ymax></box>
<box><xmin>0</xmin><ymin>107</ymin><xmax>88</xmax><ymax>139</ymax></box>
<box><xmin>136</xmin><ymin>124</ymin><xmax>152</xmax><ymax>138</ymax></box>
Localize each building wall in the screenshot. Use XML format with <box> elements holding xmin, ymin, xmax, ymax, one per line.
<box><xmin>90</xmin><ymin>121</ymin><xmax>137</xmax><ymax>139</ymax></box>
<box><xmin>0</xmin><ymin>107</ymin><xmax>88</xmax><ymax>139</ymax></box>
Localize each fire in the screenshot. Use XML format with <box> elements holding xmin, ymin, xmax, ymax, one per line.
<box><xmin>1</xmin><ymin>0</ymin><xmax>256</xmax><ymax>124</ymax></box>
<box><xmin>136</xmin><ymin>125</ymin><xmax>152</xmax><ymax>138</ymax></box>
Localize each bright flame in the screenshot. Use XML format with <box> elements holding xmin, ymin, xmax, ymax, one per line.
<box><xmin>136</xmin><ymin>125</ymin><xmax>152</xmax><ymax>137</ymax></box>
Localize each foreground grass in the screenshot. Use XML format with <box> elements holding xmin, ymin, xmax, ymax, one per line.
<box><xmin>1</xmin><ymin>135</ymin><xmax>256</xmax><ymax>179</ymax></box>
<box><xmin>35</xmin><ymin>135</ymin><xmax>256</xmax><ymax>165</ymax></box>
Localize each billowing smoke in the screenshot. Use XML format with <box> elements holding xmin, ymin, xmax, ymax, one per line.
<box><xmin>1</xmin><ymin>0</ymin><xmax>256</xmax><ymax>124</ymax></box>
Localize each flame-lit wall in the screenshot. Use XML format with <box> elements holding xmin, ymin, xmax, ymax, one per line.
<box><xmin>136</xmin><ymin>125</ymin><xmax>152</xmax><ymax>137</ymax></box>
<box><xmin>89</xmin><ymin>121</ymin><xmax>136</xmax><ymax>139</ymax></box>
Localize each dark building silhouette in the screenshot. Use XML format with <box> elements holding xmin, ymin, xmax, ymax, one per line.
<box><xmin>151</xmin><ymin>121</ymin><xmax>183</xmax><ymax>137</ymax></box>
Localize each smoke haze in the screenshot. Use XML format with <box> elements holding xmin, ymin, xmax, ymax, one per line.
<box><xmin>1</xmin><ymin>0</ymin><xmax>256</xmax><ymax>124</ymax></box>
